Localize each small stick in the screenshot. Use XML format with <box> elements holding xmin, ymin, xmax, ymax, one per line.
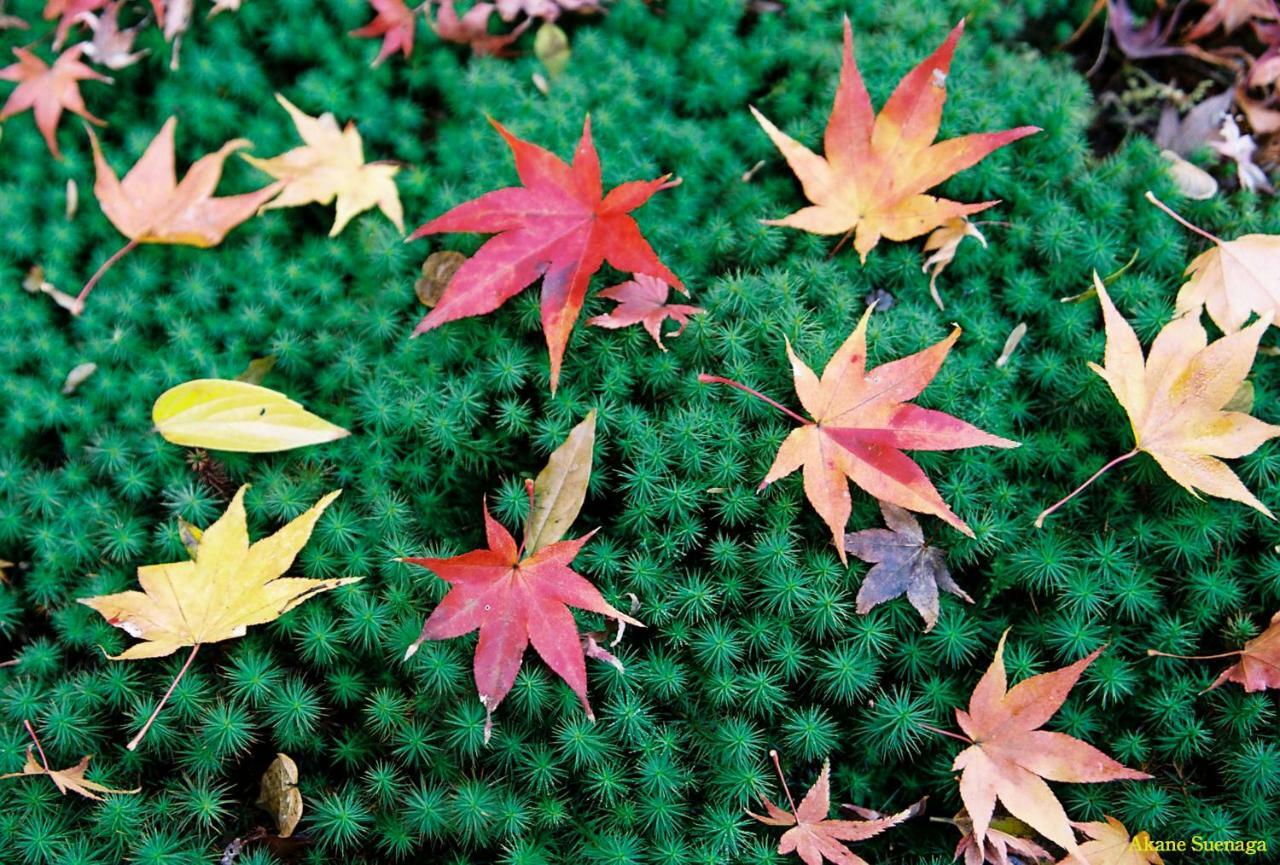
<box><xmin>1144</xmin><ymin>191</ymin><xmax>1224</xmax><ymax>245</ymax></box>
<box><xmin>1146</xmin><ymin>648</ymin><xmax>1241</xmax><ymax>661</ymax></box>
<box><xmin>74</xmin><ymin>238</ymin><xmax>139</xmax><ymax>315</ymax></box>
<box><xmin>920</xmin><ymin>723</ymin><xmax>973</xmax><ymax>745</ymax></box>
<box><xmin>23</xmin><ymin>720</ymin><xmax>50</xmax><ymax>771</ymax></box>
<box><xmin>126</xmin><ymin>642</ymin><xmax>200</xmax><ymax>751</ymax></box>
<box><xmin>1034</xmin><ymin>449</ymin><xmax>1139</xmax><ymax>527</ymax></box>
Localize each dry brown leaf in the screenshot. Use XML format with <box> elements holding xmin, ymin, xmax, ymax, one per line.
<box><xmin>257</xmin><ymin>753</ymin><xmax>302</xmax><ymax>838</ymax></box>
<box><xmin>523</xmin><ymin>410</ymin><xmax>596</xmax><ymax>555</ymax></box>
<box><xmin>415</xmin><ymin>251</ymin><xmax>466</xmax><ymax>307</ymax></box>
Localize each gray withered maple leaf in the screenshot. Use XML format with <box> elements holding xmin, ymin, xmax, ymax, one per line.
<box><xmin>844</xmin><ymin>501</ymin><xmax>972</xmax><ymax>631</ymax></box>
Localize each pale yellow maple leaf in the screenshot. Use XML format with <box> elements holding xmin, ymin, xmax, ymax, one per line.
<box><xmin>1038</xmin><ymin>274</ymin><xmax>1280</xmax><ymax>525</ymax></box>
<box><xmin>244</xmin><ymin>94</ymin><xmax>403</xmax><ymax>237</ymax></box>
<box><xmin>79</xmin><ymin>485</ymin><xmax>360</xmax><ymax>748</ymax></box>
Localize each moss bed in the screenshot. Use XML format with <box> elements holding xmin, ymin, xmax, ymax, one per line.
<box><xmin>3</xmin><ymin>0</ymin><xmax>1280</xmax><ymax>863</ymax></box>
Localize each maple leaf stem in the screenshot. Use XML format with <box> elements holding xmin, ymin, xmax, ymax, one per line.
<box><xmin>1034</xmin><ymin>449</ymin><xmax>1139</xmax><ymax>528</ymax></box>
<box><xmin>127</xmin><ymin>642</ymin><xmax>200</xmax><ymax>751</ymax></box>
<box><xmin>766</xmin><ymin>749</ymin><xmax>800</xmax><ymax>816</ymax></box>
<box><xmin>1144</xmin><ymin>191</ymin><xmax>1224</xmax><ymax>245</ymax></box>
<box><xmin>1146</xmin><ymin>648</ymin><xmax>1243</xmax><ymax>661</ymax></box>
<box><xmin>22</xmin><ymin>719</ymin><xmax>50</xmax><ymax>772</ymax></box>
<box><xmin>920</xmin><ymin>723</ymin><xmax>974</xmax><ymax>745</ymax></box>
<box><xmin>518</xmin><ymin>478</ymin><xmax>535</xmax><ymax>559</ymax></box>
<box><xmin>74</xmin><ymin>237</ymin><xmax>139</xmax><ymax>315</ymax></box>
<box><xmin>696</xmin><ymin>374</ymin><xmax>809</xmax><ymax>425</ymax></box>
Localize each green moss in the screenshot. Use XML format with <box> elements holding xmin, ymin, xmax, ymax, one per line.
<box><xmin>0</xmin><ymin>0</ymin><xmax>1277</xmax><ymax>862</ymax></box>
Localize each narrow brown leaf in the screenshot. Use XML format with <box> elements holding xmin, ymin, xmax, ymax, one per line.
<box><xmin>523</xmin><ymin>410</ymin><xmax>596</xmax><ymax>555</ymax></box>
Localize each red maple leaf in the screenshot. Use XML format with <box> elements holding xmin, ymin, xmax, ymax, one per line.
<box><xmin>402</xmin><ymin>501</ymin><xmax>641</xmax><ymax>737</ymax></box>
<box><xmin>408</xmin><ymin>116</ymin><xmax>682</xmax><ymax>392</ymax></box>
<box><xmin>351</xmin><ymin>0</ymin><xmax>418</xmax><ymax>66</ymax></box>
<box><xmin>699</xmin><ymin>302</ymin><xmax>1018</xmax><ymax>560</ymax></box>
<box><xmin>0</xmin><ymin>45</ymin><xmax>109</xmax><ymax>159</ymax></box>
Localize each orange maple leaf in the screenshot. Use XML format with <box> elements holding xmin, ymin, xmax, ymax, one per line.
<box><xmin>74</xmin><ymin>117</ymin><xmax>281</xmax><ymax>313</ymax></box>
<box><xmin>748</xmin><ymin>752</ymin><xmax>923</xmax><ymax>865</ymax></box>
<box><xmin>0</xmin><ymin>45</ymin><xmax>109</xmax><ymax>159</ymax></box>
<box><xmin>1148</xmin><ymin>608</ymin><xmax>1280</xmax><ymax>692</ymax></box>
<box><xmin>949</xmin><ymin>633</ymin><xmax>1151</xmax><ymax>860</ymax></box>
<box><xmin>750</xmin><ymin>18</ymin><xmax>1038</xmax><ymax>262</ymax></box>
<box><xmin>700</xmin><ymin>303</ymin><xmax>1018</xmax><ymax>561</ymax></box>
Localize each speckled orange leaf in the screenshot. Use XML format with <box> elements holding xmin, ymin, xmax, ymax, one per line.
<box><xmin>750</xmin><ymin>17</ymin><xmax>1038</xmax><ymax>261</ymax></box>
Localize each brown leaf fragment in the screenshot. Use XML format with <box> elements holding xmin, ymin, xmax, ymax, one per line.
<box><xmin>415</xmin><ymin>251</ymin><xmax>466</xmax><ymax>307</ymax></box>
<box><xmin>257</xmin><ymin>753</ymin><xmax>302</xmax><ymax>838</ymax></box>
<box><xmin>235</xmin><ymin>355</ymin><xmax>277</xmax><ymax>385</ymax></box>
<box><xmin>844</xmin><ymin>501</ymin><xmax>971</xmax><ymax>631</ymax></box>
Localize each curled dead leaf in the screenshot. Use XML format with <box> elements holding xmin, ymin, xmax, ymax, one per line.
<box><xmin>534</xmin><ymin>21</ymin><xmax>570</xmax><ymax>76</ymax></box>
<box><xmin>257</xmin><ymin>753</ymin><xmax>302</xmax><ymax>838</ymax></box>
<box><xmin>1160</xmin><ymin>150</ymin><xmax>1218</xmax><ymax>200</ymax></box>
<box><xmin>996</xmin><ymin>323</ymin><xmax>1027</xmax><ymax>368</ymax></box>
<box><xmin>415</xmin><ymin>251</ymin><xmax>467</xmax><ymax>307</ymax></box>
<box><xmin>61</xmin><ymin>362</ymin><xmax>97</xmax><ymax>395</ymax></box>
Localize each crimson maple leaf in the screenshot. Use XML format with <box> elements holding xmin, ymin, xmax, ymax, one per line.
<box><xmin>748</xmin><ymin>752</ymin><xmax>923</xmax><ymax>865</ymax></box>
<box><xmin>0</xmin><ymin>45</ymin><xmax>109</xmax><ymax>159</ymax></box>
<box><xmin>408</xmin><ymin>116</ymin><xmax>682</xmax><ymax>392</ymax></box>
<box><xmin>351</xmin><ymin>0</ymin><xmax>417</xmax><ymax>66</ymax></box>
<box><xmin>402</xmin><ymin>501</ymin><xmax>641</xmax><ymax>738</ymax></box>
<box><xmin>699</xmin><ymin>302</ymin><xmax>1018</xmax><ymax>561</ymax></box>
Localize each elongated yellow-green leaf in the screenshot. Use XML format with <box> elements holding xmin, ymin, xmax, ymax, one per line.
<box><xmin>522</xmin><ymin>410</ymin><xmax>596</xmax><ymax>555</ymax></box>
<box><xmin>152</xmin><ymin>379</ymin><xmax>349</xmax><ymax>452</ymax></box>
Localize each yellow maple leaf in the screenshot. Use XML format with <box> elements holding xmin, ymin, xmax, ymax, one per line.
<box><xmin>79</xmin><ymin>485</ymin><xmax>360</xmax><ymax>748</ymax></box>
<box><xmin>244</xmin><ymin>94</ymin><xmax>404</xmax><ymax>237</ymax></box>
<box><xmin>1037</xmin><ymin>274</ymin><xmax>1280</xmax><ymax>526</ymax></box>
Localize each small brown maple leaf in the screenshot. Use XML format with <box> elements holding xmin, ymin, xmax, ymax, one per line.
<box><xmin>844</xmin><ymin>501</ymin><xmax>972</xmax><ymax>632</ymax></box>
<box><xmin>432</xmin><ymin>0</ymin><xmax>530</xmax><ymax>56</ymax></box>
<box><xmin>748</xmin><ymin>751</ymin><xmax>924</xmax><ymax>865</ymax></box>
<box><xmin>0</xmin><ymin>45</ymin><xmax>110</xmax><ymax>159</ymax></box>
